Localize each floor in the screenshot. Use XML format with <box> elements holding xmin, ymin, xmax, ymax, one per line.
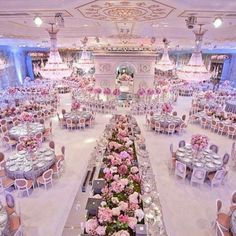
<box><xmin>3</xmin><ymin>93</ymin><xmax>236</xmax><ymax>236</ymax></box>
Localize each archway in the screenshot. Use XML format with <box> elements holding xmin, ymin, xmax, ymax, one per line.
<box><xmin>115</xmin><ymin>63</ymin><xmax>136</xmax><ymax>105</ymax></box>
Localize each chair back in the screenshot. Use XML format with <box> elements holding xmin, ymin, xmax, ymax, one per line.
<box><xmin>16</xmin><ymin>144</ymin><xmax>24</xmax><ymax>152</ymax></box>
<box><xmin>178</xmin><ymin>140</ymin><xmax>186</xmax><ymax>148</ymax></box>
<box><xmin>223</xmin><ymin>153</ymin><xmax>230</xmax><ymax>165</ymax></box>
<box><xmin>79</xmin><ymin>118</ymin><xmax>85</xmax><ymax>124</ymax></box>
<box><xmin>66</xmin><ymin>119</ymin><xmax>72</xmax><ymax>125</ymax></box>
<box><xmin>215</xmin><ymin>221</ymin><xmax>226</xmax><ymax>236</ymax></box>
<box><xmin>35</xmin><ymin>132</ymin><xmax>42</xmax><ymax>141</ymax></box>
<box><xmin>0</xmin><ymin>152</ymin><xmax>4</xmax><ymax>163</ymax></box>
<box><xmin>209</xmin><ymin>144</ymin><xmax>219</xmax><ymax>154</ymax></box>
<box><xmin>61</xmin><ymin>146</ymin><xmax>65</xmax><ymax>156</ymax></box>
<box><xmin>43</xmin><ymin>169</ymin><xmax>53</xmax><ymax>182</ymax></box>
<box><xmin>155</xmin><ymin>122</ymin><xmax>160</xmax><ymax>128</ymax></box>
<box><xmin>172</xmin><ymin>111</ymin><xmax>177</xmax><ymax>116</ymax></box>
<box><xmin>15</xmin><ymin>179</ymin><xmax>27</xmax><ymax>190</ymax></box>
<box><xmin>5</xmin><ymin>193</ymin><xmax>15</xmax><ymax>208</ymax></box>
<box><xmin>49</xmin><ymin>141</ymin><xmax>55</xmax><ymax>150</ymax></box>
<box><xmin>216</xmin><ymin>199</ymin><xmax>222</xmax><ymax>214</ymax></box>
<box><xmin>231</xmin><ymin>191</ymin><xmax>236</xmax><ymax>205</ymax></box>
<box><xmin>175</xmin><ymin>161</ymin><xmax>187</xmax><ymax>179</ymax></box>
<box><xmin>191</xmin><ymin>168</ymin><xmax>206</xmax><ymax>184</ymax></box>
<box><xmin>181</xmin><ymin>114</ymin><xmax>186</xmax><ymax>121</ymax></box>
<box><xmin>231</xmin><ymin>142</ymin><xmax>235</xmax><ymax>159</ymax></box>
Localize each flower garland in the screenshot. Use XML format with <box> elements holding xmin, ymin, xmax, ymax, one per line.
<box><xmin>71</xmin><ymin>101</ymin><xmax>80</xmax><ymax>110</ymax></box>
<box><xmin>85</xmin><ymin>115</ymin><xmax>144</xmax><ymax>236</ymax></box>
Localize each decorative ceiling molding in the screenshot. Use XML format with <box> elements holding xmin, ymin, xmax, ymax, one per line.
<box><xmin>76</xmin><ymin>0</ymin><xmax>175</xmax><ymax>22</ymax></box>
<box><xmin>0</xmin><ymin>10</ymin><xmax>72</xmax><ymax>18</ymax></box>
<box><xmin>179</xmin><ymin>10</ymin><xmax>236</xmax><ymax>19</ymax></box>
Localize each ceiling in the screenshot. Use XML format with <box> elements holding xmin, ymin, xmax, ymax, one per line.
<box><xmin>0</xmin><ymin>0</ymin><xmax>236</xmax><ymax>51</ymax></box>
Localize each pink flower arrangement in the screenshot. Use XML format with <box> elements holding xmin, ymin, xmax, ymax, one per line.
<box><xmin>41</xmin><ymin>89</ymin><xmax>49</xmax><ymax>95</ymax></box>
<box><xmin>103</xmin><ymin>88</ymin><xmax>111</xmax><ymax>95</ymax></box>
<box><xmin>146</xmin><ymin>88</ymin><xmax>154</xmax><ymax>96</ymax></box>
<box><xmin>204</xmin><ymin>91</ymin><xmax>214</xmax><ymax>100</ymax></box>
<box><xmin>98</xmin><ymin>207</ymin><xmax>113</xmax><ymax>223</ymax></box>
<box><xmin>71</xmin><ymin>101</ymin><xmax>80</xmax><ymax>110</ymax></box>
<box><xmin>113</xmin><ymin>88</ymin><xmax>121</xmax><ymax>96</ymax></box>
<box><xmin>162</xmin><ymin>85</ymin><xmax>169</xmax><ymax>93</ymax></box>
<box><xmin>86</xmin><ymin>86</ymin><xmax>93</xmax><ymax>92</ymax></box>
<box><xmin>120</xmin><ymin>74</ymin><xmax>132</xmax><ymax>81</ymax></box>
<box><xmin>20</xmin><ymin>136</ymin><xmax>39</xmax><ymax>152</ymax></box>
<box><xmin>8</xmin><ymin>87</ymin><xmax>17</xmax><ymax>95</ymax></box>
<box><xmin>94</xmin><ymin>87</ymin><xmax>102</xmax><ymax>94</ymax></box>
<box><xmin>137</xmin><ymin>88</ymin><xmax>146</xmax><ymax>96</ymax></box>
<box><xmin>161</xmin><ymin>103</ymin><xmax>173</xmax><ymax>114</ymax></box>
<box><xmin>191</xmin><ymin>134</ymin><xmax>209</xmax><ymax>151</ymax></box>
<box><xmin>155</xmin><ymin>87</ymin><xmax>162</xmax><ymax>95</ymax></box>
<box><xmin>20</xmin><ymin>112</ymin><xmax>33</xmax><ymax>122</ymax></box>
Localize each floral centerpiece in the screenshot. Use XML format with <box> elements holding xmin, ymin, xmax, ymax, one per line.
<box><xmin>204</xmin><ymin>91</ymin><xmax>214</xmax><ymax>100</ymax></box>
<box><xmin>20</xmin><ymin>112</ymin><xmax>33</xmax><ymax>123</ymax></box>
<box><xmin>103</xmin><ymin>88</ymin><xmax>112</xmax><ymax>96</ymax></box>
<box><xmin>191</xmin><ymin>134</ymin><xmax>209</xmax><ymax>152</ymax></box>
<box><xmin>146</xmin><ymin>88</ymin><xmax>154</xmax><ymax>96</ymax></box>
<box><xmin>85</xmin><ymin>115</ymin><xmax>144</xmax><ymax>236</ymax></box>
<box><xmin>20</xmin><ymin>136</ymin><xmax>39</xmax><ymax>153</ymax></box>
<box><xmin>161</xmin><ymin>103</ymin><xmax>173</xmax><ymax>114</ymax></box>
<box><xmin>8</xmin><ymin>87</ymin><xmax>17</xmax><ymax>95</ymax></box>
<box><xmin>113</xmin><ymin>88</ymin><xmax>121</xmax><ymax>97</ymax></box>
<box><xmin>137</xmin><ymin>88</ymin><xmax>146</xmax><ymax>97</ymax></box>
<box><xmin>71</xmin><ymin>101</ymin><xmax>80</xmax><ymax>111</ymax></box>
<box><xmin>155</xmin><ymin>87</ymin><xmax>161</xmax><ymax>95</ymax></box>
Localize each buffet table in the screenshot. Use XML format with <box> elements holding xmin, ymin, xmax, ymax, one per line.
<box><xmin>9</xmin><ymin>122</ymin><xmax>45</xmax><ymax>140</ymax></box>
<box><xmin>5</xmin><ymin>148</ymin><xmax>55</xmax><ymax>180</ymax></box>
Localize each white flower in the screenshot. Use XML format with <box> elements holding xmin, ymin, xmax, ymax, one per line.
<box><xmin>111</xmin><ymin>197</ymin><xmax>119</xmax><ymax>204</ymax></box>
<box><xmin>112</xmin><ymin>207</ymin><xmax>121</xmax><ymax>216</ymax></box>
<box><xmin>110</xmin><ymin>166</ymin><xmax>118</xmax><ymax>174</ymax></box>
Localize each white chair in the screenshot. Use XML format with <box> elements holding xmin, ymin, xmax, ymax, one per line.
<box><xmin>210</xmin><ymin>120</ymin><xmax>218</xmax><ymax>132</ymax></box>
<box><xmin>208</xmin><ymin>170</ymin><xmax>226</xmax><ymax>188</ymax></box>
<box><xmin>51</xmin><ymin>159</ymin><xmax>63</xmax><ymax>178</ymax></box>
<box><xmin>37</xmin><ymin>169</ymin><xmax>53</xmax><ymax>190</ymax></box>
<box><xmin>190</xmin><ymin>168</ymin><xmax>206</xmax><ymax>186</ymax></box>
<box><xmin>166</xmin><ymin>123</ymin><xmax>176</xmax><ymax>135</ymax></box>
<box><xmin>77</xmin><ymin>118</ymin><xmax>86</xmax><ymax>129</ymax></box>
<box><xmin>154</xmin><ymin>122</ymin><xmax>163</xmax><ymax>133</ymax></box>
<box><xmin>14</xmin><ymin>179</ymin><xmax>34</xmax><ymax>197</ymax></box>
<box><xmin>228</xmin><ymin>126</ymin><xmax>235</xmax><ymax>139</ymax></box>
<box><xmin>66</xmin><ymin>119</ymin><xmax>76</xmax><ymax>130</ymax></box>
<box><xmin>175</xmin><ymin>161</ymin><xmax>187</xmax><ymax>180</ymax></box>
<box><xmin>0</xmin><ymin>177</ymin><xmax>14</xmax><ymax>193</ymax></box>
<box><xmin>200</xmin><ymin>117</ymin><xmax>209</xmax><ymax>129</ymax></box>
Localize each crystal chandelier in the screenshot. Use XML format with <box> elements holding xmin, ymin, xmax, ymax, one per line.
<box><xmin>156</xmin><ymin>38</ymin><xmax>174</xmax><ymax>71</ymax></box>
<box><xmin>40</xmin><ymin>24</ymin><xmax>72</xmax><ymax>79</ymax></box>
<box><xmin>73</xmin><ymin>49</ymin><xmax>94</xmax><ymax>73</ymax></box>
<box><xmin>177</xmin><ymin>24</ymin><xmax>212</xmax><ymax>82</ymax></box>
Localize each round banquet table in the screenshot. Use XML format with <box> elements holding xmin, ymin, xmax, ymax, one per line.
<box><xmin>8</xmin><ymin>122</ymin><xmax>45</xmax><ymax>140</ymax></box>
<box><xmin>5</xmin><ymin>148</ymin><xmax>55</xmax><ymax>180</ymax></box>
<box><xmin>225</xmin><ymin>101</ymin><xmax>236</xmax><ymax>114</ymax></box>
<box><xmin>231</xmin><ymin>210</ymin><xmax>236</xmax><ymax>236</ymax></box>
<box><xmin>176</xmin><ymin>145</ymin><xmax>223</xmax><ymax>173</ymax></box>
<box><xmin>151</xmin><ymin>114</ymin><xmax>182</xmax><ymax>129</ymax></box>
<box><xmin>63</xmin><ymin>111</ymin><xmax>92</xmax><ymax>123</ymax></box>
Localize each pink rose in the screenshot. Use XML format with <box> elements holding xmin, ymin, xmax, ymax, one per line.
<box><xmin>85</xmin><ymin>218</ymin><xmax>98</xmax><ymax>234</ymax></box>
<box><xmin>95</xmin><ymin>226</ymin><xmax>106</xmax><ymax>235</ymax></box>
<box><xmin>128</xmin><ymin>217</ymin><xmax>138</xmax><ymax>229</ymax></box>
<box><xmin>119</xmin><ymin>201</ymin><xmax>128</xmax><ymax>211</ymax></box>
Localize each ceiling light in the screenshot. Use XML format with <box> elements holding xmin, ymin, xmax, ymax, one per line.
<box><xmin>213</xmin><ymin>17</ymin><xmax>223</xmax><ymax>28</ymax></box>
<box><xmin>34</xmin><ymin>16</ymin><xmax>43</xmax><ymax>27</ymax></box>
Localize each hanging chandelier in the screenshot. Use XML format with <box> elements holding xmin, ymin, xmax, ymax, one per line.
<box><xmin>40</xmin><ymin>23</ymin><xmax>72</xmax><ymax>80</ymax></box>
<box><xmin>73</xmin><ymin>49</ymin><xmax>94</xmax><ymax>73</ymax></box>
<box><xmin>177</xmin><ymin>24</ymin><xmax>212</xmax><ymax>82</ymax></box>
<box><xmin>155</xmin><ymin>38</ymin><xmax>175</xmax><ymax>72</ymax></box>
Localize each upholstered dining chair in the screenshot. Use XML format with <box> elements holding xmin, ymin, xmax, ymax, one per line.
<box><xmin>37</xmin><ymin>169</ymin><xmax>53</xmax><ymax>190</ymax></box>
<box><xmin>166</xmin><ymin>124</ymin><xmax>175</xmax><ymax>135</ymax></box>
<box><xmin>231</xmin><ymin>142</ymin><xmax>235</xmax><ymax>161</ymax></box>
<box><xmin>9</xmin><ymin>214</ymin><xmax>22</xmax><ymax>236</ymax></box>
<box><xmin>5</xmin><ymin>193</ymin><xmax>16</xmax><ymax>216</ymax></box>
<box><xmin>228</xmin><ymin>126</ymin><xmax>236</xmax><ymax>139</ymax></box>
<box><xmin>14</xmin><ymin>179</ymin><xmax>34</xmax><ymax>197</ymax></box>
<box><xmin>66</xmin><ymin>119</ymin><xmax>76</xmax><ymax>130</ymax></box>
<box><xmin>172</xmin><ymin>111</ymin><xmax>177</xmax><ymax>116</ymax></box>
<box><xmin>215</xmin><ymin>199</ymin><xmax>230</xmax><ymax>232</ymax></box>
<box><xmin>210</xmin><ymin>120</ymin><xmax>218</xmax><ymax>133</ymax></box>
<box><xmin>210</xmin><ymin>144</ymin><xmax>219</xmax><ymax>154</ymax></box>
<box><xmin>178</xmin><ymin>140</ymin><xmax>186</xmax><ymax>148</ymax></box>
<box><xmin>3</xmin><ymin>136</ymin><xmax>17</xmax><ymax>151</ymax></box>
<box><xmin>215</xmin><ymin>221</ymin><xmax>232</xmax><ymax>236</ymax></box>
<box><xmin>49</xmin><ymin>140</ymin><xmax>55</xmax><ymax>151</ymax></box>
<box><xmin>222</xmin><ymin>153</ymin><xmax>230</xmax><ymax>167</ymax></box>
<box><xmin>51</xmin><ymin>159</ymin><xmax>63</xmax><ymax>178</ymax></box>
<box><xmin>175</xmin><ymin>161</ymin><xmax>187</xmax><ymax>180</ymax></box>
<box><xmin>208</xmin><ymin>170</ymin><xmax>226</xmax><ymax>188</ymax></box>
<box><xmin>190</xmin><ymin>168</ymin><xmax>206</xmax><ymax>186</ymax></box>
<box><xmin>77</xmin><ymin>118</ymin><xmax>86</xmax><ymax>129</ymax></box>
<box><xmin>56</xmin><ymin>146</ymin><xmax>65</xmax><ymax>163</ymax></box>
<box><xmin>181</xmin><ymin>114</ymin><xmax>186</xmax><ymax>121</ymax></box>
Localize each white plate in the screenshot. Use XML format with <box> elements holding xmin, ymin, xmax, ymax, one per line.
<box><xmin>45</xmin><ymin>156</ymin><xmax>53</xmax><ymax>161</ymax></box>
<box><xmin>18</xmin><ymin>150</ymin><xmax>27</xmax><ymax>155</ymax></box>
<box><xmin>9</xmin><ymin>166</ymin><xmax>18</xmax><ymax>171</ymax></box>
<box><xmin>36</xmin><ymin>162</ymin><xmax>44</xmax><ymax>168</ymax></box>
<box><xmin>24</xmin><ymin>166</ymin><xmax>32</xmax><ymax>172</ymax></box>
<box><xmin>178</xmin><ymin>148</ymin><xmax>185</xmax><ymax>152</ymax></box>
<box><xmin>177</xmin><ymin>152</ymin><xmax>185</xmax><ymax>157</ymax></box>
<box><xmin>206</xmin><ymin>163</ymin><xmax>215</xmax><ymax>168</ymax></box>
<box><xmin>214</xmin><ymin>160</ymin><xmax>222</xmax><ymax>165</ymax></box>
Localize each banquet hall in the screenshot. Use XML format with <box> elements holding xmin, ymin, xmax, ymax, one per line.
<box><xmin>0</xmin><ymin>0</ymin><xmax>235</xmax><ymax>236</ymax></box>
